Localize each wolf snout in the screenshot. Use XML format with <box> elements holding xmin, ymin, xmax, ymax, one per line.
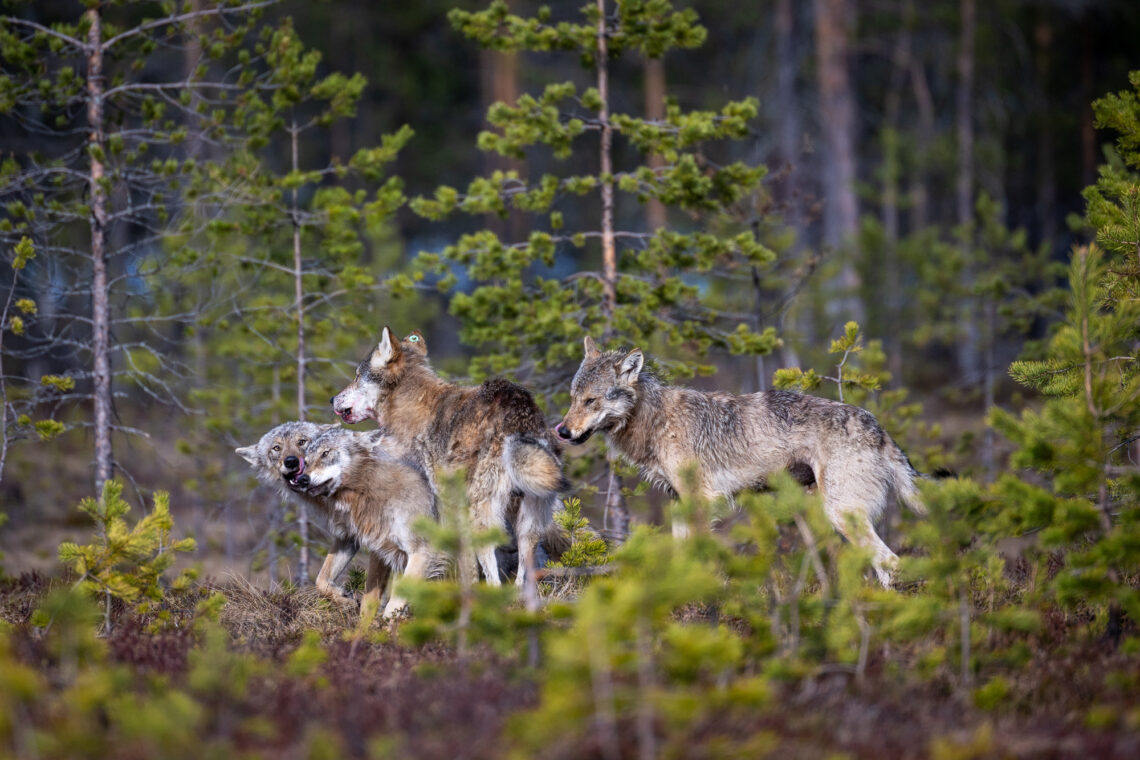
<box><xmin>294</xmin><ymin>473</ymin><xmax>310</xmax><ymax>488</ymax></box>
<box><xmin>283</xmin><ymin>455</ymin><xmax>300</xmax><ymax>473</ymax></box>
<box><xmin>554</xmin><ymin>422</ymin><xmax>572</xmax><ymax>440</ymax></box>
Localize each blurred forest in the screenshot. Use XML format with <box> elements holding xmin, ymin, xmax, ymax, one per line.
<box><xmin>3</xmin><ymin>0</ymin><xmax>1138</xmax><ymax>578</ymax></box>
<box><xmin>2</xmin><ymin>1</ymin><xmax>1140</xmax><ymax>756</ymax></box>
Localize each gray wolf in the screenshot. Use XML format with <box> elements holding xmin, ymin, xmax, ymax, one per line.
<box><xmin>555</xmin><ymin>337</ymin><xmax>925</xmax><ymax>585</ymax></box>
<box><xmin>331</xmin><ymin>326</ymin><xmax>569</xmax><ymax>587</ymax></box>
<box><xmin>291</xmin><ymin>425</ymin><xmax>446</xmax><ymax>618</ymax></box>
<box><xmin>234</xmin><ymin>422</ymin><xmax>420</xmax><ymax>608</ymax></box>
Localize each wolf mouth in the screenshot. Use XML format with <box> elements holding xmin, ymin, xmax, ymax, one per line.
<box><xmin>570</xmin><ymin>429</ymin><xmax>593</xmax><ymax>445</ymax></box>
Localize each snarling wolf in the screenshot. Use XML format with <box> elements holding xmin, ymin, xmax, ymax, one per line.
<box><xmin>235</xmin><ymin>422</ymin><xmax>423</xmax><ymax>608</ymax></box>
<box><xmin>331</xmin><ymin>326</ymin><xmax>570</xmax><ymax>587</ymax></box>
<box><xmin>289</xmin><ymin>426</ymin><xmax>446</xmax><ymax>618</ymax></box>
<box><xmin>555</xmin><ymin>337</ymin><xmax>926</xmax><ymax>585</ymax></box>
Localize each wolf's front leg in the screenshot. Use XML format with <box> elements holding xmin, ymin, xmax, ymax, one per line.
<box><xmin>315</xmin><ymin>536</ymin><xmax>360</xmax><ymax>599</ymax></box>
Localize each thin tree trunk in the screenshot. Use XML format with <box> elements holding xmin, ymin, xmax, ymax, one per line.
<box><xmin>882</xmin><ymin>1</ymin><xmax>913</xmax><ymax>384</ymax></box>
<box><xmin>87</xmin><ymin>8</ymin><xmax>113</xmax><ymax>495</ymax></box>
<box><xmin>956</xmin><ymin>0</ymin><xmax>979</xmax><ymax>382</ymax></box>
<box><xmin>597</xmin><ymin>0</ymin><xmax>628</xmax><ymax>542</ymax></box>
<box><xmin>644</xmin><ymin>56</ymin><xmax>666</xmax><ymax>233</ymax></box>
<box><xmin>813</xmin><ymin>0</ymin><xmax>863</xmax><ymax>323</ymax></box>
<box><xmin>291</xmin><ymin>118</ymin><xmax>310</xmax><ymax>585</ymax></box>
<box><xmin>1034</xmin><ymin>18</ymin><xmax>1056</xmax><ymax>248</ymax></box>
<box><xmin>1079</xmin><ymin>18</ymin><xmax>1096</xmax><ymax>189</ymax></box>
<box><xmin>909</xmin><ymin>59</ymin><xmax>934</xmax><ymax>231</ymax></box>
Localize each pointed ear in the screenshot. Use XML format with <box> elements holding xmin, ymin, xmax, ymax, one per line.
<box><xmin>373</xmin><ymin>325</ymin><xmax>399</xmax><ymax>369</ymax></box>
<box><xmin>234</xmin><ymin>445</ymin><xmax>257</xmax><ymax>465</ymax></box>
<box><xmin>583</xmin><ymin>335</ymin><xmax>600</xmax><ymax>359</ymax></box>
<box><xmin>616</xmin><ymin>348</ymin><xmax>644</xmax><ymax>384</ymax></box>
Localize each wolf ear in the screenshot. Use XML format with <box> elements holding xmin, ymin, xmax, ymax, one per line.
<box><xmin>583</xmin><ymin>335</ymin><xmax>600</xmax><ymax>359</ymax></box>
<box><xmin>616</xmin><ymin>348</ymin><xmax>644</xmax><ymax>384</ymax></box>
<box><xmin>234</xmin><ymin>445</ymin><xmax>257</xmax><ymax>465</ymax></box>
<box><xmin>373</xmin><ymin>325</ymin><xmax>400</xmax><ymax>369</ymax></box>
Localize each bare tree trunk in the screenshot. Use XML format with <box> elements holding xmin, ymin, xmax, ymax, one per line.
<box><xmin>909</xmin><ymin>59</ymin><xmax>935</xmax><ymax>231</ymax></box>
<box><xmin>597</xmin><ymin>0</ymin><xmax>617</xmax><ymax>327</ymax></box>
<box><xmin>1034</xmin><ymin>18</ymin><xmax>1056</xmax><ymax>248</ymax></box>
<box><xmin>882</xmin><ymin>1</ymin><xmax>913</xmax><ymax>384</ymax></box>
<box><xmin>644</xmin><ymin>56</ymin><xmax>666</xmax><ymax>234</ymax></box>
<box><xmin>87</xmin><ymin>8</ymin><xmax>113</xmax><ymax>495</ymax></box>
<box><xmin>813</xmin><ymin>0</ymin><xmax>863</xmax><ymax>323</ymax></box>
<box><xmin>955</xmin><ymin>0</ymin><xmax>979</xmax><ymax>383</ymax></box>
<box><xmin>1079</xmin><ymin>17</ymin><xmax>1096</xmax><ymax>190</ymax></box>
<box><xmin>291</xmin><ymin>118</ymin><xmax>310</xmax><ymax>585</ymax></box>
<box><xmin>597</xmin><ymin>0</ymin><xmax>628</xmax><ymax>542</ymax></box>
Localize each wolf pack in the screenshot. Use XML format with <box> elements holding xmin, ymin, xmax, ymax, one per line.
<box><xmin>237</xmin><ymin>327</ymin><xmax>928</xmax><ymax>618</ymax></box>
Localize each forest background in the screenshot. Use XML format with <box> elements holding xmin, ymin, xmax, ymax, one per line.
<box><xmin>1</xmin><ymin>2</ymin><xmax>1140</xmax><ymax>756</ymax></box>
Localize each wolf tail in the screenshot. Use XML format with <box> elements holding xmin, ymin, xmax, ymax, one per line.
<box><xmin>504</xmin><ymin>435</ymin><xmax>573</xmax><ymax>562</ymax></box>
<box><xmin>503</xmin><ymin>434</ymin><xmax>570</xmax><ymax>497</ymax></box>
<box><xmin>888</xmin><ymin>440</ymin><xmax>929</xmax><ymax>516</ymax></box>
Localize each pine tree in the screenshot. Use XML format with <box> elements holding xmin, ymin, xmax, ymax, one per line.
<box><xmin>0</xmin><ymin>0</ymin><xmax>278</xmax><ymax>494</ymax></box>
<box><xmin>412</xmin><ymin>0</ymin><xmax>779</xmax><ymax>539</ymax></box>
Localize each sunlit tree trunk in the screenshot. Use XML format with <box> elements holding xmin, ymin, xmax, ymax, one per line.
<box><xmin>597</xmin><ymin>0</ymin><xmax>628</xmax><ymax>543</ymax></box>
<box><xmin>291</xmin><ymin>117</ymin><xmax>310</xmax><ymax>585</ymax></box>
<box><xmin>480</xmin><ymin>2</ymin><xmax>524</xmax><ymax>241</ymax></box>
<box><xmin>87</xmin><ymin>7</ymin><xmax>113</xmax><ymax>495</ymax></box>
<box><xmin>813</xmin><ymin>0</ymin><xmax>863</xmax><ymax>323</ymax></box>
<box><xmin>644</xmin><ymin>56</ymin><xmax>666</xmax><ymax>234</ymax></box>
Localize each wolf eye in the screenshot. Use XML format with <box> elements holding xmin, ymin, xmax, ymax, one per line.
<box><xmin>321</xmin><ymin>450</ymin><xmax>330</xmax><ymax>459</ymax></box>
<box><xmin>271</xmin><ymin>445</ymin><xmax>281</xmax><ymax>452</ymax></box>
<box><xmin>297</xmin><ymin>439</ymin><xmax>307</xmax><ymax>447</ymax></box>
<box><xmin>408</xmin><ymin>334</ymin><xmax>419</xmax><ymax>342</ymax></box>
<box><xmin>584</xmin><ymin>397</ymin><xmax>598</xmax><ymax>407</ymax></box>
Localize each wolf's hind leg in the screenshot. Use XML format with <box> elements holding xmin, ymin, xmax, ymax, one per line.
<box><xmin>383</xmin><ymin>551</ymin><xmax>430</xmax><ymax>618</ymax></box>
<box><xmin>362</xmin><ymin>552</ymin><xmax>392</xmax><ymax>611</ymax></box>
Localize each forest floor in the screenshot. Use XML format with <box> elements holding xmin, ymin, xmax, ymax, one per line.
<box><xmin>2</xmin><ymin>572</ymin><xmax>1138</xmax><ymax>759</ymax></box>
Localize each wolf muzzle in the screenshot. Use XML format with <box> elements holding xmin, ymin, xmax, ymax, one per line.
<box><xmin>554</xmin><ymin>422</ymin><xmax>592</xmax><ymax>445</ymax></box>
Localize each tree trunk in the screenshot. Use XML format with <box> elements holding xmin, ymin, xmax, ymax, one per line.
<box><xmin>882</xmin><ymin>1</ymin><xmax>913</xmax><ymax>384</ymax></box>
<box><xmin>813</xmin><ymin>0</ymin><xmax>863</xmax><ymax>323</ymax></box>
<box><xmin>908</xmin><ymin>59</ymin><xmax>934</xmax><ymax>231</ymax></box>
<box><xmin>1034</xmin><ymin>18</ymin><xmax>1056</xmax><ymax>248</ymax></box>
<box><xmin>480</xmin><ymin>0</ymin><xmax>524</xmax><ymax>242</ymax></box>
<box><xmin>597</xmin><ymin>0</ymin><xmax>628</xmax><ymax>543</ymax></box>
<box><xmin>291</xmin><ymin>118</ymin><xmax>310</xmax><ymax>585</ymax></box>
<box><xmin>597</xmin><ymin>0</ymin><xmax>617</xmax><ymax>329</ymax></box>
<box><xmin>87</xmin><ymin>8</ymin><xmax>113</xmax><ymax>495</ymax></box>
<box><xmin>644</xmin><ymin>56</ymin><xmax>666</xmax><ymax>234</ymax></box>
<box><xmin>955</xmin><ymin>0</ymin><xmax>979</xmax><ymax>383</ymax></box>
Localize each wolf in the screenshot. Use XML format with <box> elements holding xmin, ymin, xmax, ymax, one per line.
<box><xmin>555</xmin><ymin>337</ymin><xmax>926</xmax><ymax>586</ymax></box>
<box><xmin>234</xmin><ymin>422</ymin><xmax>416</xmax><ymax>606</ymax></box>
<box><xmin>331</xmin><ymin>326</ymin><xmax>570</xmax><ymax>587</ymax></box>
<box><xmin>291</xmin><ymin>425</ymin><xmax>447</xmax><ymax>618</ymax></box>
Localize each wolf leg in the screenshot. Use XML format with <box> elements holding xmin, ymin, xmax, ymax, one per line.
<box><xmin>818</xmin><ymin>464</ymin><xmax>898</xmax><ymax>587</ymax></box>
<box><xmin>363</xmin><ymin>552</ymin><xmax>392</xmax><ymax>611</ymax></box>
<box><xmin>315</xmin><ymin>536</ymin><xmax>359</xmax><ymax>598</ymax></box>
<box><xmin>383</xmin><ymin>551</ymin><xmax>428</xmax><ymax>619</ymax></box>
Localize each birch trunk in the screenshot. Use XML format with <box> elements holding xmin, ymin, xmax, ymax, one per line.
<box><xmin>87</xmin><ymin>8</ymin><xmax>113</xmax><ymax>495</ymax></box>
<box><xmin>291</xmin><ymin>118</ymin><xmax>310</xmax><ymax>585</ymax></box>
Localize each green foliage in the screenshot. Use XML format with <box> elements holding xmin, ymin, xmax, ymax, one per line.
<box><xmin>57</xmin><ymin>480</ymin><xmax>196</xmax><ymax>630</ymax></box>
<box><xmin>413</xmin><ymin>0</ymin><xmax>778</xmax><ymax>401</ymax></box>
<box><xmin>547</xmin><ymin>497</ymin><xmax>608</xmax><ymax>569</ymax></box>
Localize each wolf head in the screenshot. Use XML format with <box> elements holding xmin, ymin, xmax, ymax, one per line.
<box><xmin>555</xmin><ymin>336</ymin><xmax>644</xmax><ymax>445</ymax></box>
<box><xmin>234</xmin><ymin>421</ymin><xmax>336</xmax><ymax>485</ymax></box>
<box><xmin>331</xmin><ymin>326</ymin><xmax>428</xmax><ymax>425</ymax></box>
<box><xmin>292</xmin><ymin>427</ymin><xmax>368</xmax><ymax>498</ymax></box>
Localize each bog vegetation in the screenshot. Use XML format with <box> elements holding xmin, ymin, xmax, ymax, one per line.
<box><xmin>1</xmin><ymin>1</ymin><xmax>1140</xmax><ymax>757</ymax></box>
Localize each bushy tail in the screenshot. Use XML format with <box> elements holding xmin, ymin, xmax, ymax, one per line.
<box><xmin>889</xmin><ymin>442</ymin><xmax>928</xmax><ymax>516</ymax></box>
<box><xmin>503</xmin><ymin>435</ymin><xmax>569</xmax><ymax>496</ymax></box>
